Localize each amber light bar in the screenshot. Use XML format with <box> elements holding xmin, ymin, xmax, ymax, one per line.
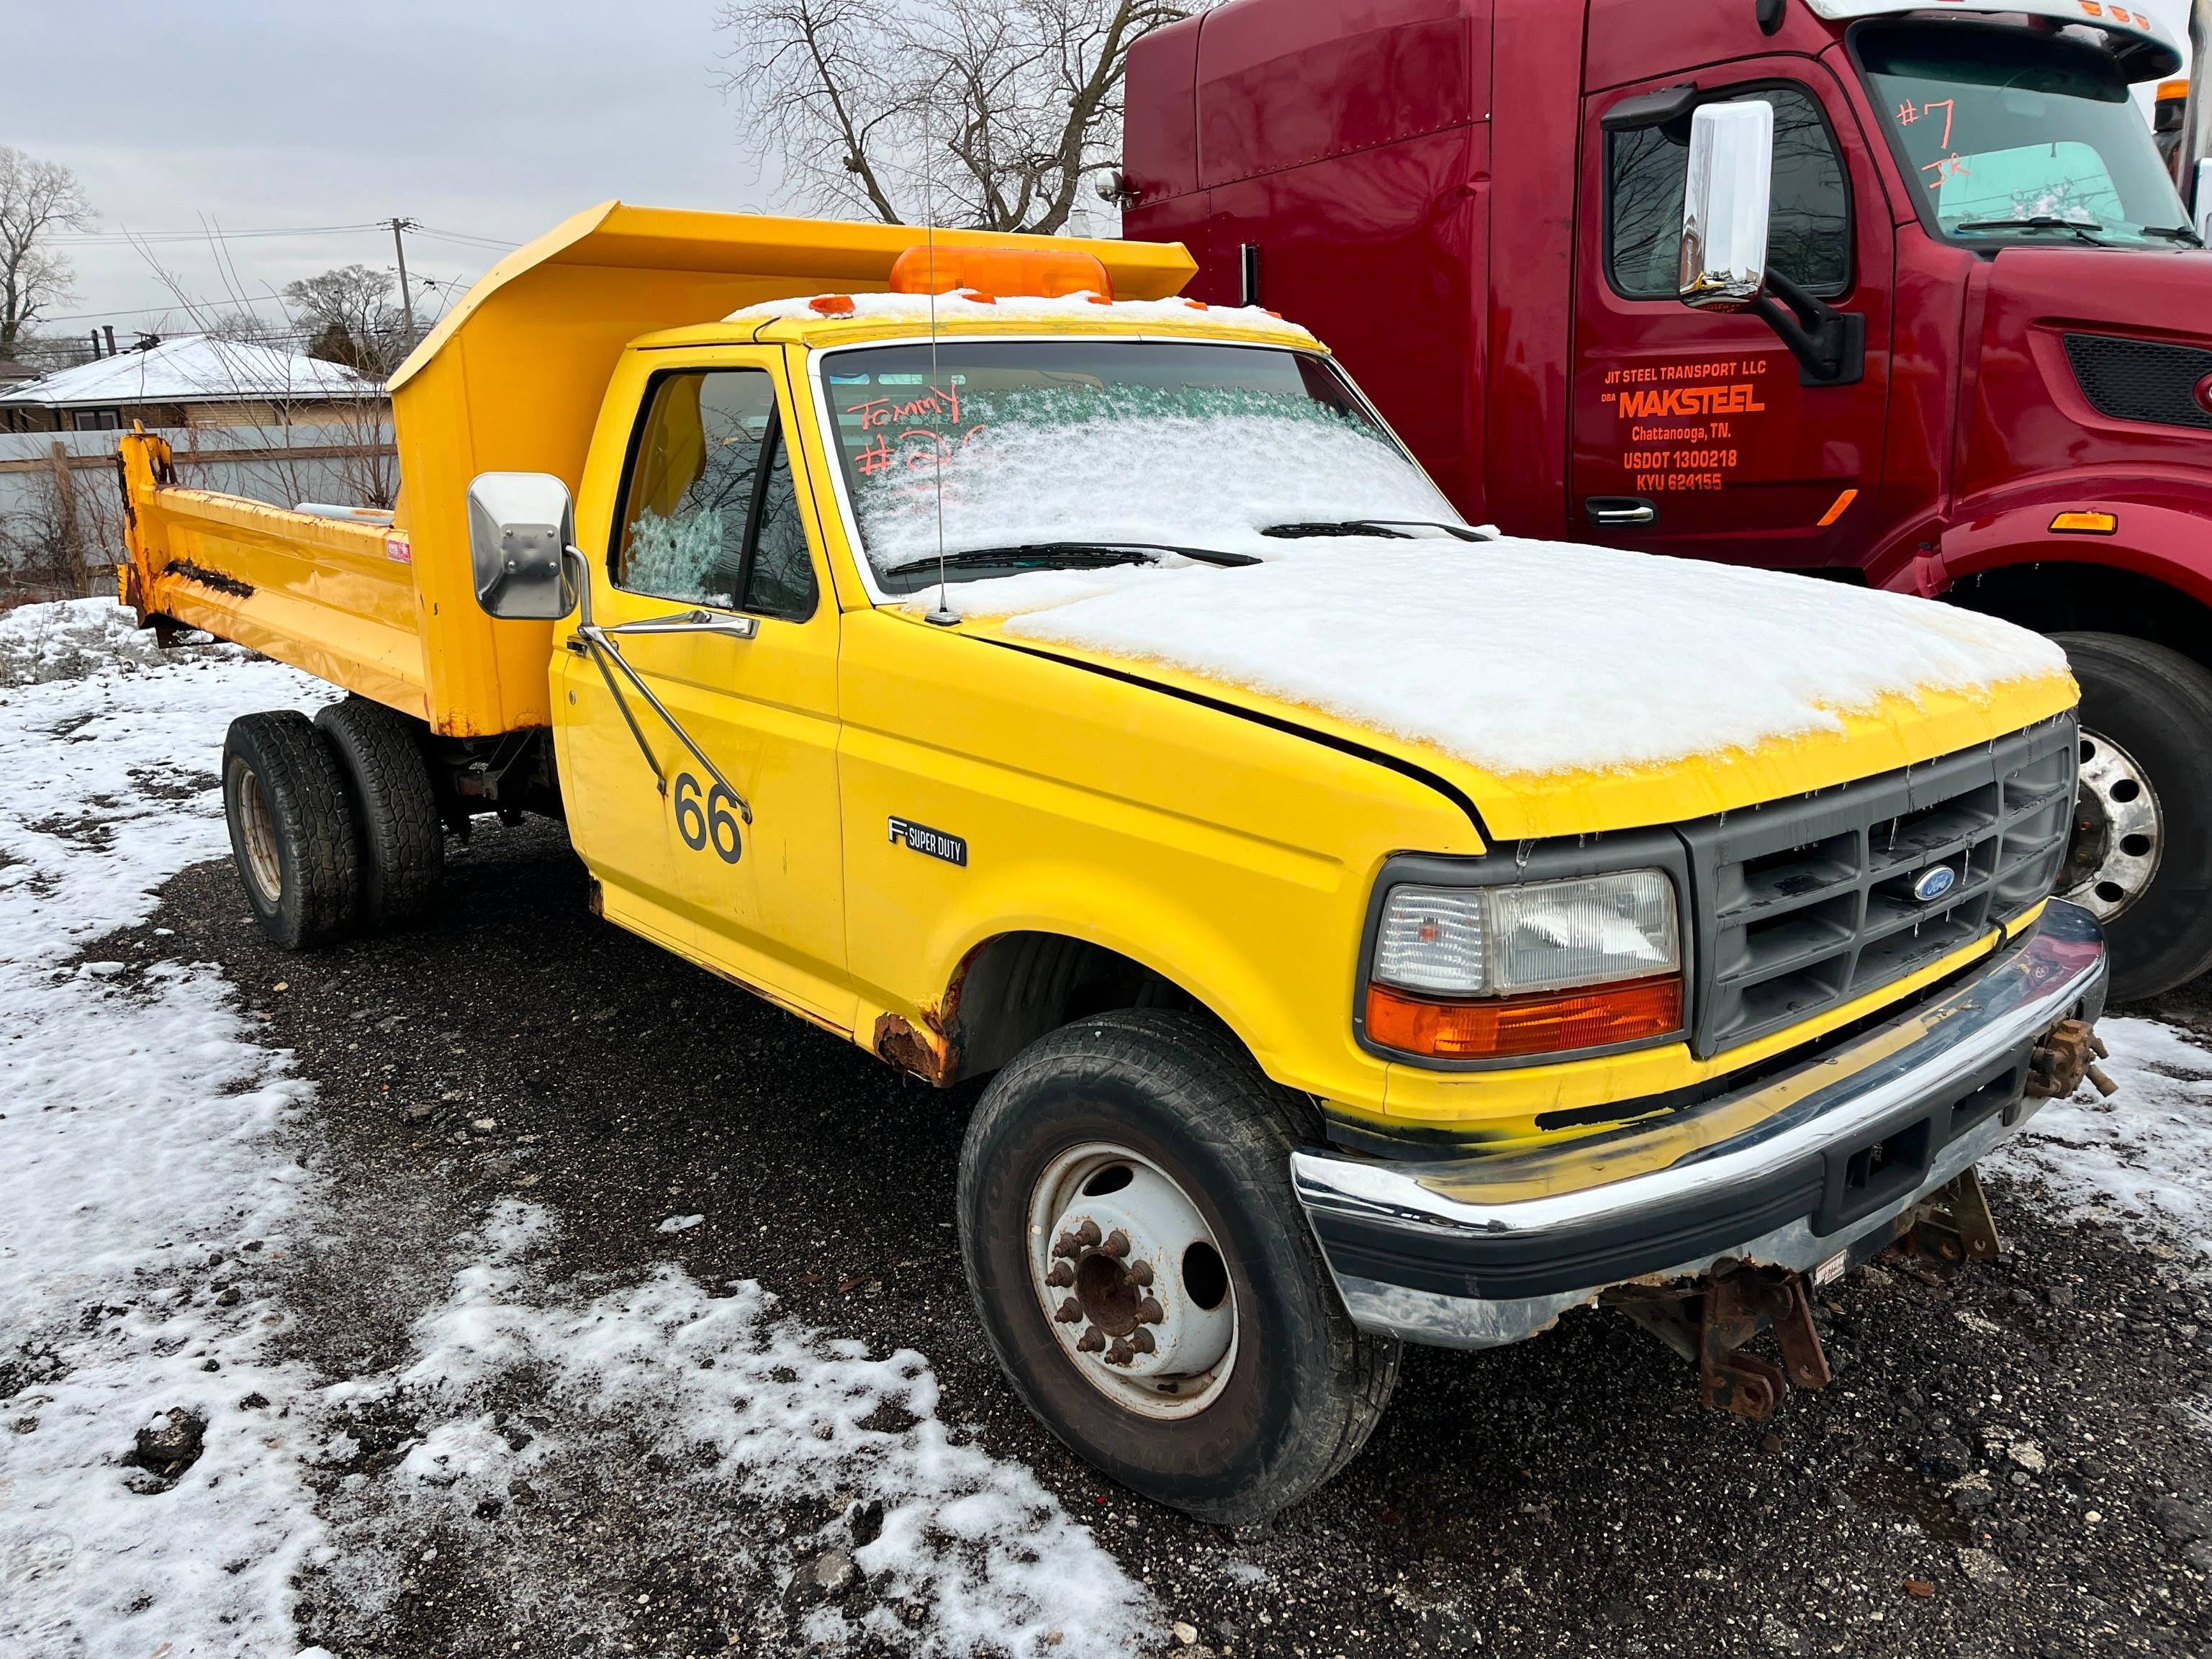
<box><xmin>1365</xmin><ymin>975</ymin><xmax>1684</xmax><ymax>1061</ymax></box>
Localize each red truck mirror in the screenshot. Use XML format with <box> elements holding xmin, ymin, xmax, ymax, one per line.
<box><xmin>467</xmin><ymin>472</ymin><xmax>579</xmax><ymax>622</ymax></box>
<box><xmin>1678</xmin><ymin>101</ymin><xmax>1773</xmax><ymax>311</ymax></box>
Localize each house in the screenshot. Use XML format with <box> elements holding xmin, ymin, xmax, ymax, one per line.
<box><xmin>0</xmin><ymin>335</ymin><xmax>380</xmax><ymax>434</ymax></box>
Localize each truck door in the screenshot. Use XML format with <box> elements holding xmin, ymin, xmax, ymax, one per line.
<box><xmin>559</xmin><ymin>352</ymin><xmax>850</xmax><ymax>1028</ymax></box>
<box><xmin>1569</xmin><ymin>67</ymin><xmax>1895</xmax><ymax>566</ymax></box>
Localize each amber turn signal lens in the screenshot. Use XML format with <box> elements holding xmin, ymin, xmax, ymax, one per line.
<box><xmin>2049</xmin><ymin>511</ymin><xmax>2117</xmax><ymax>535</ymax></box>
<box><xmin>1365</xmin><ymin>976</ymin><xmax>1684</xmax><ymax>1060</ymax></box>
<box><xmin>808</xmin><ymin>295</ymin><xmax>857</xmax><ymax>316</ymax></box>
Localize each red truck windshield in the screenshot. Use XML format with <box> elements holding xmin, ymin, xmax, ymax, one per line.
<box><xmin>1858</xmin><ymin>22</ymin><xmax>2198</xmax><ymax>250</ymax></box>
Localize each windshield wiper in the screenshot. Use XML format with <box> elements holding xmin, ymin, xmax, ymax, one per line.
<box><xmin>1260</xmin><ymin>519</ymin><xmax>1490</xmax><ymax>542</ymax></box>
<box><xmin>1952</xmin><ymin>215</ymin><xmax>2108</xmax><ymax>245</ymax></box>
<box><xmin>2141</xmin><ymin>224</ymin><xmax>2206</xmax><ymax>246</ymax></box>
<box><xmin>881</xmin><ymin>541</ymin><xmax>1260</xmax><ymax>579</ymax></box>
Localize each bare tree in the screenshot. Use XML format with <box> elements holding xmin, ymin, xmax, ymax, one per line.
<box><xmin>284</xmin><ymin>263</ymin><xmax>422</xmax><ymax>376</ymax></box>
<box><xmin>718</xmin><ymin>0</ymin><xmax>1200</xmax><ymax>233</ymax></box>
<box><xmin>0</xmin><ymin>148</ymin><xmax>95</xmax><ymax>355</ymax></box>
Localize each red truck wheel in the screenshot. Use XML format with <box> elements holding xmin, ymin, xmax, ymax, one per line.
<box><xmin>2054</xmin><ymin>633</ymin><xmax>2212</xmax><ymax>1001</ymax></box>
<box><xmin>220</xmin><ymin>711</ymin><xmax>361</xmax><ymax>951</ymax></box>
<box><xmin>957</xmin><ymin>1009</ymin><xmax>1399</xmax><ymax>1524</ymax></box>
<box><xmin>315</xmin><ymin>697</ymin><xmax>443</xmax><ymax>928</ymax></box>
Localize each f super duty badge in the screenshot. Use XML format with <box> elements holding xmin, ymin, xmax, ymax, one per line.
<box><xmin>888</xmin><ymin>816</ymin><xmax>968</xmax><ymax>867</ymax></box>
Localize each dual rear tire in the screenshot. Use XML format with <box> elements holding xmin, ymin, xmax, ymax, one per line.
<box><xmin>221</xmin><ymin>698</ymin><xmax>442</xmax><ymax>949</ymax></box>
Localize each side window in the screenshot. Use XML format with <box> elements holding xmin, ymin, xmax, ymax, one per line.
<box><xmin>613</xmin><ymin>369</ymin><xmax>819</xmax><ymax>620</ymax></box>
<box><xmin>1607</xmin><ymin>85</ymin><xmax>1851</xmax><ymax>300</ymax></box>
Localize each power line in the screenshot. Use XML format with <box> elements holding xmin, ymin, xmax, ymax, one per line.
<box><xmin>50</xmin><ymin>222</ymin><xmax>394</xmax><ymax>247</ymax></box>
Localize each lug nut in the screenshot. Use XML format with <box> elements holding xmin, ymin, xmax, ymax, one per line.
<box><xmin>1106</xmin><ymin>1338</ymin><xmax>1134</xmax><ymax>1367</ymax></box>
<box><xmin>1103</xmin><ymin>1229</ymin><xmax>1130</xmax><ymax>1259</ymax></box>
<box><xmin>1052</xmin><ymin>1232</ymin><xmax>1081</xmax><ymax>1260</ymax></box>
<box><xmin>1129</xmin><ymin>1261</ymin><xmax>1154</xmax><ymax>1287</ymax></box>
<box><xmin>1075</xmin><ymin>1219</ymin><xmax>1102</xmax><ymax>1249</ymax></box>
<box><xmin>1045</xmin><ymin>1262</ymin><xmax>1074</xmax><ymax>1288</ymax></box>
<box><xmin>1077</xmin><ymin>1328</ymin><xmax>1106</xmax><ymax>1353</ymax></box>
<box><xmin>1137</xmin><ymin>1296</ymin><xmax>1163</xmax><ymax>1325</ymax></box>
<box><xmin>1055</xmin><ymin>1297</ymin><xmax>1082</xmax><ymax>1323</ymax></box>
<box><xmin>1129</xmin><ymin>1328</ymin><xmax>1156</xmax><ymax>1355</ymax></box>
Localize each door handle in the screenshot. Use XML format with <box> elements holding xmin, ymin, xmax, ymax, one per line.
<box><xmin>599</xmin><ymin>608</ymin><xmax>759</xmax><ymax>642</ymax></box>
<box><xmin>1585</xmin><ymin>497</ymin><xmax>1658</xmax><ymax>529</ymax></box>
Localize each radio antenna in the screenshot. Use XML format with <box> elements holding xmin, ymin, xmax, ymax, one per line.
<box><xmin>922</xmin><ymin>101</ymin><xmax>958</xmax><ymax>628</ymax></box>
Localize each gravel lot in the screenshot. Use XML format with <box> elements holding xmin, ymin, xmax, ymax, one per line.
<box><xmin>89</xmin><ymin>816</ymin><xmax>2212</xmax><ymax>1659</ymax></box>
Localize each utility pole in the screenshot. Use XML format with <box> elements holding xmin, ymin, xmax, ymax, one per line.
<box><xmin>390</xmin><ymin>217</ymin><xmax>420</xmax><ymax>351</ymax></box>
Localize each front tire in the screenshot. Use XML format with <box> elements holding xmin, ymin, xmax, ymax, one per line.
<box><xmin>2054</xmin><ymin>632</ymin><xmax>2212</xmax><ymax>1000</ymax></box>
<box><xmin>957</xmin><ymin>1010</ymin><xmax>1399</xmax><ymax>1524</ymax></box>
<box><xmin>221</xmin><ymin>711</ymin><xmax>361</xmax><ymax>951</ymax></box>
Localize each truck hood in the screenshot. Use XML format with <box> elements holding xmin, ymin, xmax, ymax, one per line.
<box><xmin>933</xmin><ymin>536</ymin><xmax>2077</xmax><ymax>842</ymax></box>
<box><xmin>1960</xmin><ymin>245</ymin><xmax>2212</xmax><ymax>505</ymax></box>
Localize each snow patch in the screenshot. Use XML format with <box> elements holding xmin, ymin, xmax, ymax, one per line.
<box><xmin>314</xmin><ymin>1201</ymin><xmax>1152</xmax><ymax>1658</ymax></box>
<box><xmin>1992</xmin><ymin>1016</ymin><xmax>2212</xmax><ymax>1262</ymax></box>
<box><xmin>0</xmin><ymin>605</ymin><xmax>333</xmax><ymax>1656</ymax></box>
<box><xmin>726</xmin><ymin>287</ymin><xmax>1313</xmax><ymax>343</ymax></box>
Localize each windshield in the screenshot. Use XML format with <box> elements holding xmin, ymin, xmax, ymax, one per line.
<box><xmin>819</xmin><ymin>339</ymin><xmax>1461</xmax><ymax>595</ymax></box>
<box><xmin>1858</xmin><ymin>22</ymin><xmax>2194</xmax><ymax>250</ymax></box>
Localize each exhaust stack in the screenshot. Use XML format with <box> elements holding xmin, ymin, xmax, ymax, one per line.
<box><xmin>2190</xmin><ymin>0</ymin><xmax>2211</xmax><ymax>232</ymax></box>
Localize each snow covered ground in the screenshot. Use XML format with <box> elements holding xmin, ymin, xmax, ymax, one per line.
<box><xmin>0</xmin><ymin>600</ymin><xmax>1144</xmax><ymax>1658</ymax></box>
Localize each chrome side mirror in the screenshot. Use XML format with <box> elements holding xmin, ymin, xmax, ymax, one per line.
<box><xmin>467</xmin><ymin>472</ymin><xmax>578</xmax><ymax>621</ymax></box>
<box><xmin>1679</xmin><ymin>101</ymin><xmax>1774</xmax><ymax>311</ymax></box>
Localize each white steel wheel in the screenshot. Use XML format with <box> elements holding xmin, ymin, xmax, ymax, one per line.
<box><xmin>1026</xmin><ymin>1143</ymin><xmax>1237</xmax><ymax>1419</ymax></box>
<box><xmin>2060</xmin><ymin>727</ymin><xmax>2163</xmax><ymax>921</ymax></box>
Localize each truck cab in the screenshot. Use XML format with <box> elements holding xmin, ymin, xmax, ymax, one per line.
<box><xmin>1125</xmin><ymin>0</ymin><xmax>2212</xmax><ymax>1000</ymax></box>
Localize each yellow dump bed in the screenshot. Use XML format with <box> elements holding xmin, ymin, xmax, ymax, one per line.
<box><xmin>116</xmin><ymin>202</ymin><xmax>1196</xmax><ymax>736</ymax></box>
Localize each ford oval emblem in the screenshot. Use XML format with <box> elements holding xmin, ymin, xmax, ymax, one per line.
<box><xmin>1911</xmin><ymin>866</ymin><xmax>1957</xmax><ymax>904</ymax></box>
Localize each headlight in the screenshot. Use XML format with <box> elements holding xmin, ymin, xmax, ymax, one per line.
<box><xmin>1366</xmin><ymin>871</ymin><xmax>1683</xmax><ymax>1061</ymax></box>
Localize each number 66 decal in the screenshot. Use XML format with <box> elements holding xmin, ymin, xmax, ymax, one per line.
<box><xmin>672</xmin><ymin>772</ymin><xmax>743</xmax><ymax>864</ymax></box>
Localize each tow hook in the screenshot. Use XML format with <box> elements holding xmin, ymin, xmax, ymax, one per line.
<box><xmin>2026</xmin><ymin>1017</ymin><xmax>2117</xmax><ymax>1101</ymax></box>
<box><xmin>1610</xmin><ymin>1265</ymin><xmax>1834</xmax><ymax>1421</ymax></box>
<box><xmin>1697</xmin><ymin>1265</ymin><xmax>1832</xmax><ymax>1419</ymax></box>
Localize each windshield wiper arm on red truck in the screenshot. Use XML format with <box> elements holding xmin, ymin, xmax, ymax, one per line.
<box><xmin>1951</xmin><ymin>215</ymin><xmax>2108</xmax><ymax>244</ymax></box>
<box><xmin>2141</xmin><ymin>224</ymin><xmax>2206</xmax><ymax>246</ymax></box>
<box><xmin>882</xmin><ymin>541</ymin><xmax>1261</xmax><ymax>579</ymax></box>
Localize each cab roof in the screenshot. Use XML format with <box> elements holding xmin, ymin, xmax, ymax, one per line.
<box><xmin>632</xmin><ymin>289</ymin><xmax>1320</xmax><ymax>353</ymax></box>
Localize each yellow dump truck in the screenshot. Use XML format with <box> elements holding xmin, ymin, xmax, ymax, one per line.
<box><xmin>117</xmin><ymin>202</ymin><xmax>2111</xmax><ymax>1522</ymax></box>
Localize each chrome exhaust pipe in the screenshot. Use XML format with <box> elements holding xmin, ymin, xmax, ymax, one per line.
<box><xmin>2190</xmin><ymin>0</ymin><xmax>2211</xmax><ymax>230</ymax></box>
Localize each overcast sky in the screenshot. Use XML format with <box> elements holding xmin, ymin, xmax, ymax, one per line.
<box><xmin>4</xmin><ymin>0</ymin><xmax>2199</xmax><ymax>348</ymax></box>
<box><xmin>8</xmin><ymin>0</ymin><xmax>777</xmax><ymax>343</ymax></box>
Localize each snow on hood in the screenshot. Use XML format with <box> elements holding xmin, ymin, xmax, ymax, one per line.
<box><xmin>932</xmin><ymin>538</ymin><xmax>2069</xmax><ymax>779</ymax></box>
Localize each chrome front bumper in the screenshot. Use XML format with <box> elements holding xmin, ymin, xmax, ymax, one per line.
<box><xmin>1291</xmin><ymin>901</ymin><xmax>2108</xmax><ymax>1350</ymax></box>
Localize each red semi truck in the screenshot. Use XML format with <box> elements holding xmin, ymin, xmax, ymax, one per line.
<box><xmin>1123</xmin><ymin>0</ymin><xmax>2212</xmax><ymax>999</ymax></box>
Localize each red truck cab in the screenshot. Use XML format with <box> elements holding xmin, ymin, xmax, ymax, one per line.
<box><xmin>1125</xmin><ymin>0</ymin><xmax>2212</xmax><ymax>999</ymax></box>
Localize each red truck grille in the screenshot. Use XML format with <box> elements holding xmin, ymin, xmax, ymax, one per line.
<box><xmin>2063</xmin><ymin>333</ymin><xmax>2212</xmax><ymax>432</ymax></box>
<box><xmin>1679</xmin><ymin>718</ymin><xmax>2078</xmax><ymax>1059</ymax></box>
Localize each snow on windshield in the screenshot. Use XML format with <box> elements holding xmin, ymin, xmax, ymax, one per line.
<box><xmin>823</xmin><ymin>343</ymin><xmax>1462</xmax><ymax>591</ymax></box>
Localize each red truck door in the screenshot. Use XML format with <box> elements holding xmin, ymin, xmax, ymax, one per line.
<box><xmin>1569</xmin><ymin>64</ymin><xmax>1896</xmax><ymax>567</ymax></box>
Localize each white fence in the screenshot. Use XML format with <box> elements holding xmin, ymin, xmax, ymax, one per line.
<box><xmin>0</xmin><ymin>421</ymin><xmax>397</xmax><ymax>602</ymax></box>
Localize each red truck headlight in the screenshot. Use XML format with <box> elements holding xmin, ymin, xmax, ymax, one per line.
<box><xmin>1364</xmin><ymin>872</ymin><xmax>1684</xmax><ymax>1061</ymax></box>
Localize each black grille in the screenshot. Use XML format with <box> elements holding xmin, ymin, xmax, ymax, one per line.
<box><xmin>1681</xmin><ymin>717</ymin><xmax>2077</xmax><ymax>1057</ymax></box>
<box><xmin>2064</xmin><ymin>333</ymin><xmax>2212</xmax><ymax>431</ymax></box>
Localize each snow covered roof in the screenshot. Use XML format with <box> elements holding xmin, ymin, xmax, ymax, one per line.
<box><xmin>726</xmin><ymin>289</ymin><xmax>1317</xmax><ymax>345</ymax></box>
<box><xmin>0</xmin><ymin>335</ymin><xmax>379</xmax><ymax>410</ymax></box>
